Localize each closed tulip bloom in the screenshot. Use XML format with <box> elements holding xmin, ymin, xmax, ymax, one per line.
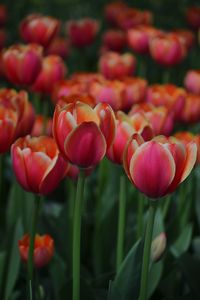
<box><xmin>2</xmin><ymin>44</ymin><xmax>42</xmax><ymax>86</ymax></box>
<box><xmin>31</xmin><ymin>115</ymin><xmax>52</xmax><ymax>137</ymax></box>
<box><xmin>18</xmin><ymin>234</ymin><xmax>54</xmax><ymax>268</ymax></box>
<box><xmin>11</xmin><ymin>135</ymin><xmax>68</xmax><ymax>195</ymax></box>
<box><xmin>15</xmin><ymin>97</ymin><xmax>35</xmax><ymax>137</ymax></box>
<box><xmin>171</xmin><ymin>29</ymin><xmax>195</xmax><ymax>51</ymax></box>
<box><xmin>116</xmin><ymin>8</ymin><xmax>153</xmax><ymax>30</ymax></box>
<box><xmin>20</xmin><ymin>14</ymin><xmax>60</xmax><ymax>47</ymax></box>
<box><xmin>89</xmin><ymin>79</ymin><xmax>124</xmax><ymax>110</ymax></box>
<box><xmin>123</xmin><ymin>134</ymin><xmax>197</xmax><ymax>198</ymax></box>
<box><xmin>107</xmin><ymin>111</ymin><xmax>153</xmax><ymax>164</ymax></box>
<box><xmin>58</xmin><ymin>94</ymin><xmax>95</xmax><ymax>108</ymax></box>
<box><xmin>186</xmin><ymin>6</ymin><xmax>200</xmax><ymax>30</ymax></box>
<box><xmin>53</xmin><ymin>101</ymin><xmax>116</xmax><ymax>168</ymax></box>
<box><xmin>104</xmin><ymin>2</ymin><xmax>128</xmax><ymax>25</ymax></box>
<box><xmin>46</xmin><ymin>37</ymin><xmax>70</xmax><ymax>59</ymax></box>
<box><xmin>102</xmin><ymin>30</ymin><xmax>127</xmax><ymax>52</ymax></box>
<box><xmin>147</xmin><ymin>84</ymin><xmax>186</xmax><ymax>121</ymax></box>
<box><xmin>127</xmin><ymin>25</ymin><xmax>162</xmax><ymax>55</ymax></box>
<box><xmin>0</xmin><ymin>5</ymin><xmax>7</xmax><ymax>27</ymax></box>
<box><xmin>129</xmin><ymin>103</ymin><xmax>174</xmax><ymax>136</ymax></box>
<box><xmin>99</xmin><ymin>51</ymin><xmax>136</xmax><ymax>80</ymax></box>
<box><xmin>184</xmin><ymin>70</ymin><xmax>200</xmax><ymax>95</ymax></box>
<box><xmin>70</xmin><ymin>72</ymin><xmax>104</xmax><ymax>86</ymax></box>
<box><xmin>149</xmin><ymin>34</ymin><xmax>186</xmax><ymax>66</ymax></box>
<box><xmin>66</xmin><ymin>18</ymin><xmax>99</xmax><ymax>48</ymax></box>
<box><xmin>32</xmin><ymin>55</ymin><xmax>67</xmax><ymax>94</ymax></box>
<box><xmin>151</xmin><ymin>233</ymin><xmax>167</xmax><ymax>262</ymax></box>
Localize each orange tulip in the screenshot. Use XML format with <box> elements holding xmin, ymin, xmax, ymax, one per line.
<box><xmin>20</xmin><ymin>14</ymin><xmax>60</xmax><ymax>47</ymax></box>
<box><xmin>2</xmin><ymin>44</ymin><xmax>42</xmax><ymax>86</ymax></box>
<box><xmin>123</xmin><ymin>134</ymin><xmax>197</xmax><ymax>198</ymax></box>
<box><xmin>53</xmin><ymin>101</ymin><xmax>116</xmax><ymax>168</ymax></box>
<box><xmin>18</xmin><ymin>234</ymin><xmax>54</xmax><ymax>268</ymax></box>
<box><xmin>11</xmin><ymin>135</ymin><xmax>68</xmax><ymax>195</ymax></box>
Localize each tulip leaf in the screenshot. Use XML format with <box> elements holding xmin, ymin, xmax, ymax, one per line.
<box><xmin>4</xmin><ymin>219</ymin><xmax>23</xmax><ymax>300</ymax></box>
<box><xmin>148</xmin><ymin>261</ymin><xmax>163</xmax><ymax>298</ymax></box>
<box><xmin>107</xmin><ymin>239</ymin><xmax>143</xmax><ymax>300</ymax></box>
<box><xmin>170</xmin><ymin>223</ymin><xmax>193</xmax><ymax>257</ymax></box>
<box><xmin>0</xmin><ymin>252</ymin><xmax>6</xmax><ymax>293</ymax></box>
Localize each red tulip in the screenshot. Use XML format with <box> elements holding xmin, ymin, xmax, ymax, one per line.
<box><xmin>184</xmin><ymin>70</ymin><xmax>200</xmax><ymax>95</ymax></box>
<box><xmin>70</xmin><ymin>72</ymin><xmax>104</xmax><ymax>86</ymax></box>
<box><xmin>31</xmin><ymin>115</ymin><xmax>52</xmax><ymax>137</ymax></box>
<box><xmin>18</xmin><ymin>234</ymin><xmax>54</xmax><ymax>268</ymax></box>
<box><xmin>2</xmin><ymin>44</ymin><xmax>42</xmax><ymax>86</ymax></box>
<box><xmin>127</xmin><ymin>25</ymin><xmax>162</xmax><ymax>55</ymax></box>
<box><xmin>129</xmin><ymin>103</ymin><xmax>174</xmax><ymax>136</ymax></box>
<box><xmin>58</xmin><ymin>94</ymin><xmax>95</xmax><ymax>108</ymax></box>
<box><xmin>20</xmin><ymin>14</ymin><xmax>60</xmax><ymax>47</ymax></box>
<box><xmin>32</xmin><ymin>55</ymin><xmax>67</xmax><ymax>94</ymax></box>
<box><xmin>121</xmin><ymin>77</ymin><xmax>147</xmax><ymax>111</ymax></box>
<box><xmin>179</xmin><ymin>93</ymin><xmax>200</xmax><ymax>123</ymax></box>
<box><xmin>116</xmin><ymin>8</ymin><xmax>153</xmax><ymax>30</ymax></box>
<box><xmin>89</xmin><ymin>79</ymin><xmax>124</xmax><ymax>110</ymax></box>
<box><xmin>102</xmin><ymin>30</ymin><xmax>127</xmax><ymax>52</ymax></box>
<box><xmin>66</xmin><ymin>18</ymin><xmax>99</xmax><ymax>48</ymax></box>
<box><xmin>186</xmin><ymin>6</ymin><xmax>200</xmax><ymax>30</ymax></box>
<box><xmin>147</xmin><ymin>84</ymin><xmax>186</xmax><ymax>121</ymax></box>
<box><xmin>149</xmin><ymin>34</ymin><xmax>187</xmax><ymax>66</ymax></box>
<box><xmin>171</xmin><ymin>29</ymin><xmax>195</xmax><ymax>50</ymax></box>
<box><xmin>123</xmin><ymin>134</ymin><xmax>197</xmax><ymax>198</ymax></box>
<box><xmin>0</xmin><ymin>29</ymin><xmax>6</xmax><ymax>50</ymax></box>
<box><xmin>107</xmin><ymin>111</ymin><xmax>153</xmax><ymax>164</ymax></box>
<box><xmin>99</xmin><ymin>51</ymin><xmax>136</xmax><ymax>80</ymax></box>
<box><xmin>0</xmin><ymin>5</ymin><xmax>7</xmax><ymax>27</ymax></box>
<box><xmin>53</xmin><ymin>101</ymin><xmax>116</xmax><ymax>168</ymax></box>
<box><xmin>66</xmin><ymin>163</ymin><xmax>93</xmax><ymax>180</ymax></box>
<box><xmin>104</xmin><ymin>2</ymin><xmax>128</xmax><ymax>25</ymax></box>
<box><xmin>11</xmin><ymin>135</ymin><xmax>68</xmax><ymax>195</ymax></box>
<box><xmin>46</xmin><ymin>37</ymin><xmax>70</xmax><ymax>59</ymax></box>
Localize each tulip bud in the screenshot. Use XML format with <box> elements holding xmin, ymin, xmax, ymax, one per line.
<box><xmin>151</xmin><ymin>232</ymin><xmax>167</xmax><ymax>262</ymax></box>
<box><xmin>18</xmin><ymin>234</ymin><xmax>54</xmax><ymax>268</ymax></box>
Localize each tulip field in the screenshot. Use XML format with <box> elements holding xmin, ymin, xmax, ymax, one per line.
<box><xmin>1</xmin><ymin>0</ymin><xmax>200</xmax><ymax>299</ymax></box>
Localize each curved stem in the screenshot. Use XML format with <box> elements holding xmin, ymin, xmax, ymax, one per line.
<box><xmin>116</xmin><ymin>174</ymin><xmax>126</xmax><ymax>273</ymax></box>
<box><xmin>139</xmin><ymin>200</ymin><xmax>157</xmax><ymax>300</ymax></box>
<box><xmin>73</xmin><ymin>171</ymin><xmax>85</xmax><ymax>300</ymax></box>
<box><xmin>27</xmin><ymin>195</ymin><xmax>41</xmax><ymax>300</ymax></box>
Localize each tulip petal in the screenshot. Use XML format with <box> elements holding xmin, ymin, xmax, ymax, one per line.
<box><xmin>180</xmin><ymin>142</ymin><xmax>197</xmax><ymax>182</ymax></box>
<box><xmin>130</xmin><ymin>141</ymin><xmax>175</xmax><ymax>198</ymax></box>
<box><xmin>76</xmin><ymin>101</ymin><xmax>99</xmax><ymax>125</ymax></box>
<box><xmin>64</xmin><ymin>122</ymin><xmax>106</xmax><ymax>167</ymax></box>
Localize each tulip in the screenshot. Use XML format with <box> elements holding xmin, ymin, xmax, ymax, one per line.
<box><xmin>186</xmin><ymin>6</ymin><xmax>200</xmax><ymax>30</ymax></box>
<box><xmin>121</xmin><ymin>77</ymin><xmax>147</xmax><ymax>111</ymax></box>
<box><xmin>149</xmin><ymin>34</ymin><xmax>187</xmax><ymax>66</ymax></box>
<box><xmin>0</xmin><ymin>4</ymin><xmax>7</xmax><ymax>27</ymax></box>
<box><xmin>58</xmin><ymin>94</ymin><xmax>95</xmax><ymax>108</ymax></box>
<box><xmin>32</xmin><ymin>55</ymin><xmax>67</xmax><ymax>94</ymax></box>
<box><xmin>127</xmin><ymin>25</ymin><xmax>162</xmax><ymax>55</ymax></box>
<box><xmin>31</xmin><ymin>115</ymin><xmax>52</xmax><ymax>137</ymax></box>
<box><xmin>171</xmin><ymin>29</ymin><xmax>195</xmax><ymax>51</ymax></box>
<box><xmin>147</xmin><ymin>84</ymin><xmax>186</xmax><ymax>121</ymax></box>
<box><xmin>2</xmin><ymin>44</ymin><xmax>42</xmax><ymax>86</ymax></box>
<box><xmin>98</xmin><ymin>51</ymin><xmax>136</xmax><ymax>80</ymax></box>
<box><xmin>0</xmin><ymin>29</ymin><xmax>6</xmax><ymax>50</ymax></box>
<box><xmin>179</xmin><ymin>93</ymin><xmax>200</xmax><ymax>123</ymax></box>
<box><xmin>89</xmin><ymin>79</ymin><xmax>124</xmax><ymax>110</ymax></box>
<box><xmin>116</xmin><ymin>8</ymin><xmax>153</xmax><ymax>30</ymax></box>
<box><xmin>124</xmin><ymin>134</ymin><xmax>197</xmax><ymax>198</ymax></box>
<box><xmin>70</xmin><ymin>72</ymin><xmax>104</xmax><ymax>86</ymax></box>
<box><xmin>66</xmin><ymin>18</ymin><xmax>99</xmax><ymax>48</ymax></box>
<box><xmin>20</xmin><ymin>14</ymin><xmax>60</xmax><ymax>47</ymax></box>
<box><xmin>184</xmin><ymin>70</ymin><xmax>200</xmax><ymax>95</ymax></box>
<box><xmin>107</xmin><ymin>111</ymin><xmax>153</xmax><ymax>164</ymax></box>
<box><xmin>18</xmin><ymin>234</ymin><xmax>54</xmax><ymax>268</ymax></box>
<box><xmin>11</xmin><ymin>135</ymin><xmax>68</xmax><ymax>195</ymax></box>
<box><xmin>102</xmin><ymin>30</ymin><xmax>127</xmax><ymax>52</ymax></box>
<box><xmin>151</xmin><ymin>233</ymin><xmax>167</xmax><ymax>262</ymax></box>
<box><xmin>46</xmin><ymin>37</ymin><xmax>70</xmax><ymax>59</ymax></box>
<box><xmin>104</xmin><ymin>2</ymin><xmax>128</xmax><ymax>25</ymax></box>
<box><xmin>129</xmin><ymin>103</ymin><xmax>174</xmax><ymax>136</ymax></box>
<box><xmin>53</xmin><ymin>101</ymin><xmax>116</xmax><ymax>168</ymax></box>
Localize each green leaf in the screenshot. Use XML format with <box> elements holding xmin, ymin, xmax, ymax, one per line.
<box><xmin>4</xmin><ymin>219</ymin><xmax>23</xmax><ymax>300</ymax></box>
<box><xmin>170</xmin><ymin>223</ymin><xmax>193</xmax><ymax>257</ymax></box>
<box><xmin>0</xmin><ymin>252</ymin><xmax>6</xmax><ymax>292</ymax></box>
<box><xmin>108</xmin><ymin>239</ymin><xmax>143</xmax><ymax>300</ymax></box>
<box><xmin>148</xmin><ymin>261</ymin><xmax>163</xmax><ymax>298</ymax></box>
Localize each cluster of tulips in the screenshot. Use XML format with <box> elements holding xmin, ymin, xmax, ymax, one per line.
<box><xmin>0</xmin><ymin>1</ymin><xmax>200</xmax><ymax>300</ymax></box>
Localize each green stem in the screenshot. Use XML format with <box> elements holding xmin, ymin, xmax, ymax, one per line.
<box><xmin>27</xmin><ymin>195</ymin><xmax>41</xmax><ymax>300</ymax></box>
<box><xmin>73</xmin><ymin>171</ymin><xmax>85</xmax><ymax>300</ymax></box>
<box><xmin>162</xmin><ymin>195</ymin><xmax>171</xmax><ymax>219</ymax></box>
<box><xmin>136</xmin><ymin>193</ymin><xmax>145</xmax><ymax>239</ymax></box>
<box><xmin>162</xmin><ymin>68</ymin><xmax>171</xmax><ymax>83</ymax></box>
<box><xmin>116</xmin><ymin>174</ymin><xmax>126</xmax><ymax>273</ymax></box>
<box><xmin>139</xmin><ymin>200</ymin><xmax>157</xmax><ymax>300</ymax></box>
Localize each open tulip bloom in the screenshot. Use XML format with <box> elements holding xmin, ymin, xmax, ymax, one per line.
<box><xmin>123</xmin><ymin>133</ymin><xmax>197</xmax><ymax>300</ymax></box>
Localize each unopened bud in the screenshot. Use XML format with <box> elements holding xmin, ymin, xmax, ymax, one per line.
<box><xmin>151</xmin><ymin>232</ymin><xmax>167</xmax><ymax>262</ymax></box>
